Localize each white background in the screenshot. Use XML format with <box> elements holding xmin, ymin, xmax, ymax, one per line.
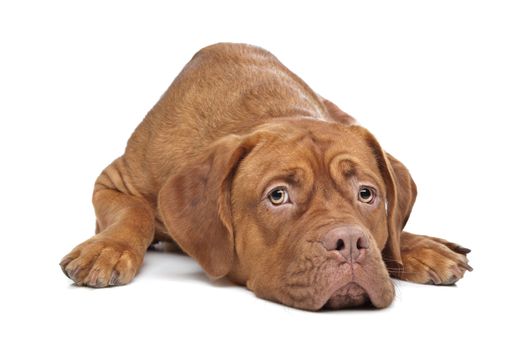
<box><xmin>1</xmin><ymin>1</ymin><xmax>524</xmax><ymax>349</ymax></box>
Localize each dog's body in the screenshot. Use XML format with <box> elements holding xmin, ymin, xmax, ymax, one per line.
<box><xmin>61</xmin><ymin>43</ymin><xmax>471</xmax><ymax>310</ymax></box>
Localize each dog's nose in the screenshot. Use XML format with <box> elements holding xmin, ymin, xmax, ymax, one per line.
<box><xmin>321</xmin><ymin>226</ymin><xmax>369</xmax><ymax>262</ymax></box>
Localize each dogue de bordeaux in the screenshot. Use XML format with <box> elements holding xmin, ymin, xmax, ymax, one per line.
<box><xmin>60</xmin><ymin>43</ymin><xmax>472</xmax><ymax>310</ymax></box>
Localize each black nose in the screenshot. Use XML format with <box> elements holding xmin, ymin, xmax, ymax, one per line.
<box><xmin>321</xmin><ymin>226</ymin><xmax>369</xmax><ymax>262</ymax></box>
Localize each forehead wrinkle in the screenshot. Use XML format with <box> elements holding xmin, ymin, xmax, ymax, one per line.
<box><xmin>328</xmin><ymin>153</ymin><xmax>359</xmax><ymax>179</ymax></box>
<box><xmin>251</xmin><ymin>160</ymin><xmax>313</xmax><ymax>200</ymax></box>
<box><xmin>290</xmin><ymin>135</ymin><xmax>342</xmax><ymax>208</ymax></box>
<box><xmin>259</xmin><ymin>168</ymin><xmax>303</xmax><ymax>191</ymax></box>
<box><xmin>292</xmin><ymin>132</ymin><xmax>332</xmax><ymax>176</ymax></box>
<box><xmin>238</xmin><ymin>129</ymin><xmax>335</xmax><ymax>200</ymax></box>
<box><xmin>325</xmin><ymin>153</ymin><xmax>382</xmax><ymax>200</ymax></box>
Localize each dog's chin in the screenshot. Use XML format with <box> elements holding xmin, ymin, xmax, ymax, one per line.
<box><xmin>322</xmin><ymin>283</ymin><xmax>371</xmax><ymax>310</ymax></box>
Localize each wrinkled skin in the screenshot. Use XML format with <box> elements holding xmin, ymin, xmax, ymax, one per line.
<box><xmin>227</xmin><ymin>120</ymin><xmax>394</xmax><ymax>309</ymax></box>
<box><xmin>60</xmin><ymin>43</ymin><xmax>471</xmax><ymax>310</ymax></box>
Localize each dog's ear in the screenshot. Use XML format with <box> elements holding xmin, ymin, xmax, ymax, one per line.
<box><xmin>158</xmin><ymin>134</ymin><xmax>259</xmax><ymax>279</ymax></box>
<box><xmin>364</xmin><ymin>134</ymin><xmax>417</xmax><ymax>268</ymax></box>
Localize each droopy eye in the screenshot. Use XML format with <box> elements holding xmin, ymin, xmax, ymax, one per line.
<box><xmin>268</xmin><ymin>188</ymin><xmax>289</xmax><ymax>206</ymax></box>
<box><xmin>358</xmin><ymin>186</ymin><xmax>376</xmax><ymax>204</ymax></box>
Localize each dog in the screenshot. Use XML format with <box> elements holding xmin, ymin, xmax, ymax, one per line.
<box><xmin>60</xmin><ymin>43</ymin><xmax>472</xmax><ymax>310</ymax></box>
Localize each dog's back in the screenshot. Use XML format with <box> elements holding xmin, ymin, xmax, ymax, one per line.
<box><xmin>115</xmin><ymin>43</ymin><xmax>326</xmax><ymax>198</ymax></box>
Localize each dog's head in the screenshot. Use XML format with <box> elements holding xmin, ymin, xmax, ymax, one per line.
<box><xmin>159</xmin><ymin>118</ymin><xmax>416</xmax><ymax>310</ymax></box>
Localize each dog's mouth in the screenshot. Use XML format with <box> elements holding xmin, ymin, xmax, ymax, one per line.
<box><xmin>316</xmin><ymin>257</ymin><xmax>395</xmax><ymax>310</ymax></box>
<box><xmin>257</xmin><ymin>244</ymin><xmax>395</xmax><ymax>311</ymax></box>
<box><xmin>322</xmin><ymin>282</ymin><xmax>372</xmax><ymax>310</ymax></box>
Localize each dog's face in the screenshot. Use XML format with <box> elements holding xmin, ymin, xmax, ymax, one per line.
<box><xmin>159</xmin><ymin>119</ymin><xmax>415</xmax><ymax>310</ymax></box>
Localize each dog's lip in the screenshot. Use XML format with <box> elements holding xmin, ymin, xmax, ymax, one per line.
<box><xmin>323</xmin><ymin>282</ymin><xmax>371</xmax><ymax>310</ymax></box>
<box><xmin>313</xmin><ymin>262</ymin><xmax>394</xmax><ymax>310</ymax></box>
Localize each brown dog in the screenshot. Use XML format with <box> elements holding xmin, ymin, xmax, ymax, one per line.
<box><xmin>60</xmin><ymin>43</ymin><xmax>472</xmax><ymax>310</ymax></box>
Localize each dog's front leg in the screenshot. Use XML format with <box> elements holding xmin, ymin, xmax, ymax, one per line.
<box><xmin>391</xmin><ymin>232</ymin><xmax>473</xmax><ymax>285</ymax></box>
<box><xmin>60</xmin><ymin>158</ymin><xmax>155</xmax><ymax>287</ymax></box>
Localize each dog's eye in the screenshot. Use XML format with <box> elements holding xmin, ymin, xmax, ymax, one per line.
<box><xmin>358</xmin><ymin>186</ymin><xmax>375</xmax><ymax>204</ymax></box>
<box><xmin>268</xmin><ymin>188</ymin><xmax>289</xmax><ymax>205</ymax></box>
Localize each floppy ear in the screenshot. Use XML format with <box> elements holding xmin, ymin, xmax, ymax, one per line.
<box><xmin>158</xmin><ymin>134</ymin><xmax>256</xmax><ymax>279</ymax></box>
<box><xmin>365</xmin><ymin>136</ymin><xmax>417</xmax><ymax>268</ymax></box>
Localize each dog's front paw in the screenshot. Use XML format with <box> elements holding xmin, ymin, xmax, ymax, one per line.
<box><xmin>394</xmin><ymin>233</ymin><xmax>473</xmax><ymax>285</ymax></box>
<box><xmin>60</xmin><ymin>237</ymin><xmax>142</xmax><ymax>287</ymax></box>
